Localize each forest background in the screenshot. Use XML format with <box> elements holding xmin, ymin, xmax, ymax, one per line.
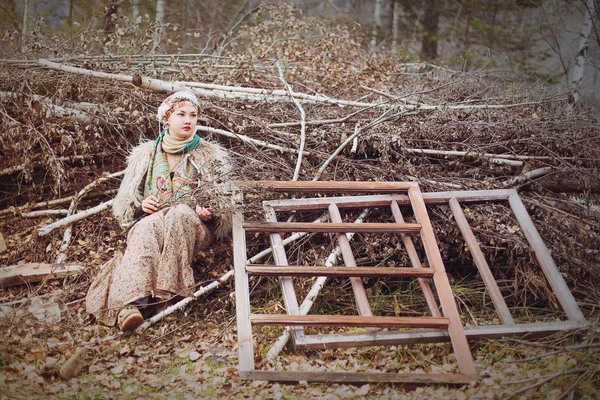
<box><xmin>0</xmin><ymin>0</ymin><xmax>599</xmax><ymax>399</ymax></box>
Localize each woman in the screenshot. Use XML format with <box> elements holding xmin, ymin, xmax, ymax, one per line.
<box><xmin>86</xmin><ymin>91</ymin><xmax>233</xmax><ymax>331</ymax></box>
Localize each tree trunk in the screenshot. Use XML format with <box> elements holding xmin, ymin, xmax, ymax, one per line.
<box><xmin>371</xmin><ymin>0</ymin><xmax>383</xmax><ymax>50</ymax></box>
<box><xmin>103</xmin><ymin>0</ymin><xmax>121</xmax><ymax>47</ymax></box>
<box><xmin>22</xmin><ymin>0</ymin><xmax>28</xmax><ymax>36</ymax></box>
<box><xmin>392</xmin><ymin>0</ymin><xmax>402</xmax><ymax>53</ymax></box>
<box><xmin>568</xmin><ymin>0</ymin><xmax>596</xmax><ymax>110</ymax></box>
<box><xmin>132</xmin><ymin>0</ymin><xmax>139</xmax><ymax>21</ymax></box>
<box><xmin>153</xmin><ymin>0</ymin><xmax>166</xmax><ymax>53</ymax></box>
<box><xmin>421</xmin><ymin>0</ymin><xmax>440</xmax><ymax>60</ymax></box>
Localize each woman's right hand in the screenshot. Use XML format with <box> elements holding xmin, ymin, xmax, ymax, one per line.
<box><xmin>141</xmin><ymin>195</ymin><xmax>160</xmax><ymax>214</ymax></box>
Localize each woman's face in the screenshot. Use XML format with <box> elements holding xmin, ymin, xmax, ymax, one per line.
<box><xmin>167</xmin><ymin>105</ymin><xmax>198</xmax><ymax>140</ymax></box>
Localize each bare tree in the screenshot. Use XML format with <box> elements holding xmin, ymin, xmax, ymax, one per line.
<box><xmin>568</xmin><ymin>0</ymin><xmax>597</xmax><ymax>109</ymax></box>
<box><xmin>371</xmin><ymin>0</ymin><xmax>384</xmax><ymax>49</ymax></box>
<box><xmin>421</xmin><ymin>0</ymin><xmax>440</xmax><ymax>60</ymax></box>
<box><xmin>152</xmin><ymin>0</ymin><xmax>165</xmax><ymax>53</ymax></box>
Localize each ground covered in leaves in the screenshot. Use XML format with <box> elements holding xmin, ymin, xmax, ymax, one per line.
<box><xmin>1</xmin><ymin>6</ymin><xmax>600</xmax><ymax>399</ymax></box>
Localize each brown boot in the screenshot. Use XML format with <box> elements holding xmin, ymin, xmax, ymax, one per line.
<box><xmin>118</xmin><ymin>306</ymin><xmax>144</xmax><ymax>331</ymax></box>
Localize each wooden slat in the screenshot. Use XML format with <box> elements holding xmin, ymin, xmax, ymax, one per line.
<box><xmin>264</xmin><ymin>206</ymin><xmax>305</xmax><ymax>340</ymax></box>
<box><xmin>243</xmin><ymin>222</ymin><xmax>421</xmax><ymax>233</ymax></box>
<box><xmin>328</xmin><ymin>203</ymin><xmax>374</xmax><ymax>320</ymax></box>
<box><xmin>508</xmin><ymin>191</ymin><xmax>586</xmax><ymax>323</ymax></box>
<box><xmin>263</xmin><ymin>190</ymin><xmax>514</xmax><ymax>211</ymax></box>
<box><xmin>237</xmin><ymin>180</ymin><xmax>417</xmax><ymax>193</ymax></box>
<box><xmin>241</xmin><ymin>370</ymin><xmax>476</xmax><ymax>385</ymax></box>
<box><xmin>264</xmin><ymin>194</ymin><xmax>404</xmax><ymax>211</ymax></box>
<box><xmin>0</xmin><ymin>263</ymin><xmax>83</xmax><ymax>288</ymax></box>
<box><xmin>246</xmin><ymin>265</ymin><xmax>435</xmax><ymax>277</ymax></box>
<box><xmin>250</xmin><ymin>314</ymin><xmax>450</xmax><ymax>328</ymax></box>
<box><xmin>232</xmin><ymin>210</ymin><xmax>254</xmax><ymax>372</ymax></box>
<box><xmin>294</xmin><ymin>321</ymin><xmax>588</xmax><ymax>349</ymax></box>
<box><xmin>390</xmin><ymin>200</ymin><xmax>442</xmax><ymax>318</ymax></box>
<box><xmin>408</xmin><ymin>186</ymin><xmax>477</xmax><ymax>377</ymax></box>
<box><xmin>449</xmin><ymin>197</ymin><xmax>515</xmax><ymax>325</ymax></box>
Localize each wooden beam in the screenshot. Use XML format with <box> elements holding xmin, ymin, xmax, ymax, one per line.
<box><xmin>0</xmin><ymin>263</ymin><xmax>83</xmax><ymax>288</ymax></box>
<box><xmin>236</xmin><ymin>180</ymin><xmax>417</xmax><ymax>193</ymax></box>
<box><xmin>327</xmin><ymin>203</ymin><xmax>375</xmax><ymax>325</ymax></box>
<box><xmin>408</xmin><ymin>187</ymin><xmax>477</xmax><ymax>377</ymax></box>
<box><xmin>241</xmin><ymin>370</ymin><xmax>476</xmax><ymax>385</ymax></box>
<box><xmin>508</xmin><ymin>191</ymin><xmax>586</xmax><ymax>323</ymax></box>
<box><xmin>263</xmin><ymin>206</ymin><xmax>305</xmax><ymax>340</ymax></box>
<box><xmin>246</xmin><ymin>265</ymin><xmax>435</xmax><ymax>278</ymax></box>
<box><xmin>243</xmin><ymin>222</ymin><xmax>421</xmax><ymax>233</ymax></box>
<box><xmin>232</xmin><ymin>210</ymin><xmax>254</xmax><ymax>373</ymax></box>
<box><xmin>390</xmin><ymin>200</ymin><xmax>442</xmax><ymax>318</ymax></box>
<box><xmin>263</xmin><ymin>189</ymin><xmax>514</xmax><ymax>211</ymax></box>
<box><xmin>449</xmin><ymin>197</ymin><xmax>515</xmax><ymax>325</ymax></box>
<box><xmin>294</xmin><ymin>321</ymin><xmax>588</xmax><ymax>349</ymax></box>
<box><xmin>250</xmin><ymin>314</ymin><xmax>450</xmax><ymax>328</ymax></box>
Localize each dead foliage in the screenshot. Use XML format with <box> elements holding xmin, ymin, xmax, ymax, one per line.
<box><xmin>0</xmin><ymin>6</ymin><xmax>599</xmax><ymax>399</ymax></box>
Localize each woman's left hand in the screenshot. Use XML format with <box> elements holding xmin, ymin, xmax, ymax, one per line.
<box><xmin>195</xmin><ymin>206</ymin><xmax>213</xmax><ymax>221</ymax></box>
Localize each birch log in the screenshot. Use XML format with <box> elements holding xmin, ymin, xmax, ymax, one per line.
<box><xmin>37</xmin><ymin>200</ymin><xmax>113</xmax><ymax>237</ymax></box>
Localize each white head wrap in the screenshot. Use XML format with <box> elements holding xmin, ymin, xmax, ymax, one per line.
<box><xmin>156</xmin><ymin>91</ymin><xmax>199</xmax><ymax>124</ymax></box>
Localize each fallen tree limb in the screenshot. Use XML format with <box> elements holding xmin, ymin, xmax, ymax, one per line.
<box><xmin>503</xmin><ymin>167</ymin><xmax>553</xmax><ymax>188</ymax></box>
<box><xmin>277</xmin><ymin>62</ymin><xmax>307</xmax><ymax>181</ymax></box>
<box><xmin>0</xmin><ymin>153</ymin><xmax>110</xmax><ymax>177</ymax></box>
<box><xmin>135</xmin><ymin>270</ymin><xmax>234</xmax><ymax>332</ymax></box>
<box><xmin>404</xmin><ymin>148</ymin><xmax>523</xmax><ymax>167</ymax></box>
<box><xmin>21</xmin><ymin>209</ymin><xmax>69</xmax><ymax>218</ymax></box>
<box><xmin>37</xmin><ymin>200</ymin><xmax>113</xmax><ymax>237</ymax></box>
<box><xmin>196</xmin><ymin>126</ymin><xmax>309</xmax><ymax>155</ymax></box>
<box><xmin>0</xmin><ymin>189</ymin><xmax>117</xmax><ymax>218</ymax></box>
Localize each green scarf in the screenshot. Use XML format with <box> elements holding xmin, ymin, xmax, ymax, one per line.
<box><xmin>144</xmin><ymin>130</ymin><xmax>201</xmax><ymax>204</ymax></box>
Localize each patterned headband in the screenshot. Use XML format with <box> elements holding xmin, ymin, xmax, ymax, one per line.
<box><xmin>156</xmin><ymin>91</ymin><xmax>199</xmax><ymax>123</ymax></box>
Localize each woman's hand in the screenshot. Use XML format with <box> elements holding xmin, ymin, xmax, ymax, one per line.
<box><xmin>195</xmin><ymin>206</ymin><xmax>213</xmax><ymax>221</ymax></box>
<box><xmin>141</xmin><ymin>195</ymin><xmax>160</xmax><ymax>214</ymax></box>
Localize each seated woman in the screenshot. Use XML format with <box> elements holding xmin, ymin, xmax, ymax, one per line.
<box><xmin>86</xmin><ymin>91</ymin><xmax>233</xmax><ymax>331</ymax></box>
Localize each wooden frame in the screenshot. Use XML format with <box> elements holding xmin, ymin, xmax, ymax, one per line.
<box><xmin>233</xmin><ymin>182</ymin><xmax>478</xmax><ymax>384</ymax></box>
<box><xmin>233</xmin><ymin>182</ymin><xmax>587</xmax><ymax>383</ymax></box>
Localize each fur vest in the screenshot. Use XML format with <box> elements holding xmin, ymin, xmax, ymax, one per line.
<box><xmin>111</xmin><ymin>139</ymin><xmax>234</xmax><ymax>239</ymax></box>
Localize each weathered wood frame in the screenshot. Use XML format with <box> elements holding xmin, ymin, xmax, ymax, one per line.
<box><xmin>233</xmin><ymin>182</ymin><xmax>586</xmax><ymax>383</ymax></box>
<box><xmin>250</xmin><ymin>183</ymin><xmax>586</xmax><ymax>351</ymax></box>
<box><xmin>234</xmin><ymin>181</ymin><xmax>480</xmax><ymax>384</ymax></box>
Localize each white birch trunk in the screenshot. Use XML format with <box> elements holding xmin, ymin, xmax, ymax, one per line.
<box><xmin>371</xmin><ymin>0</ymin><xmax>384</xmax><ymax>49</ymax></box>
<box><xmin>22</xmin><ymin>0</ymin><xmax>28</xmax><ymax>36</ymax></box>
<box><xmin>392</xmin><ymin>1</ymin><xmax>402</xmax><ymax>52</ymax></box>
<box><xmin>568</xmin><ymin>0</ymin><xmax>596</xmax><ymax>109</ymax></box>
<box><xmin>132</xmin><ymin>0</ymin><xmax>139</xmax><ymax>21</ymax></box>
<box><xmin>152</xmin><ymin>0</ymin><xmax>165</xmax><ymax>53</ymax></box>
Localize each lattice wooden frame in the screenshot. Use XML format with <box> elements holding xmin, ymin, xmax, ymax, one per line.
<box><xmin>255</xmin><ymin>184</ymin><xmax>587</xmax><ymax>350</ymax></box>
<box><xmin>233</xmin><ymin>181</ymin><xmax>480</xmax><ymax>384</ymax></box>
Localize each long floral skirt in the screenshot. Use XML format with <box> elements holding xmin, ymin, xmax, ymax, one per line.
<box><xmin>86</xmin><ymin>204</ymin><xmax>211</xmax><ymax>326</ymax></box>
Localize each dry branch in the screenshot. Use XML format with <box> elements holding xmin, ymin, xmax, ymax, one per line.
<box><xmin>135</xmin><ymin>270</ymin><xmax>234</xmax><ymax>332</ymax></box>
<box><xmin>37</xmin><ymin>200</ymin><xmax>113</xmax><ymax>237</ymax></box>
<box><xmin>504</xmin><ymin>167</ymin><xmax>553</xmax><ymax>187</ymax></box>
<box><xmin>196</xmin><ymin>126</ymin><xmax>308</xmax><ymax>155</ymax></box>
<box><xmin>276</xmin><ymin>62</ymin><xmax>307</xmax><ymax>181</ymax></box>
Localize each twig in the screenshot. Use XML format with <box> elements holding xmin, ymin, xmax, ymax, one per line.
<box><xmin>276</xmin><ymin>61</ymin><xmax>306</xmax><ymax>181</ymax></box>
<box><xmin>508</xmin><ymin>343</ymin><xmax>600</xmax><ymax>363</ymax></box>
<box><xmin>506</xmin><ymin>366</ymin><xmax>600</xmax><ymax>396</ymax></box>
<box><xmin>313</xmin><ymin>109</ymin><xmax>410</xmax><ymax>181</ymax></box>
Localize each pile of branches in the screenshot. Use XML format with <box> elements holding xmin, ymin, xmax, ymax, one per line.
<box><xmin>1</xmin><ymin>10</ymin><xmax>599</xmax><ymax>322</ymax></box>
